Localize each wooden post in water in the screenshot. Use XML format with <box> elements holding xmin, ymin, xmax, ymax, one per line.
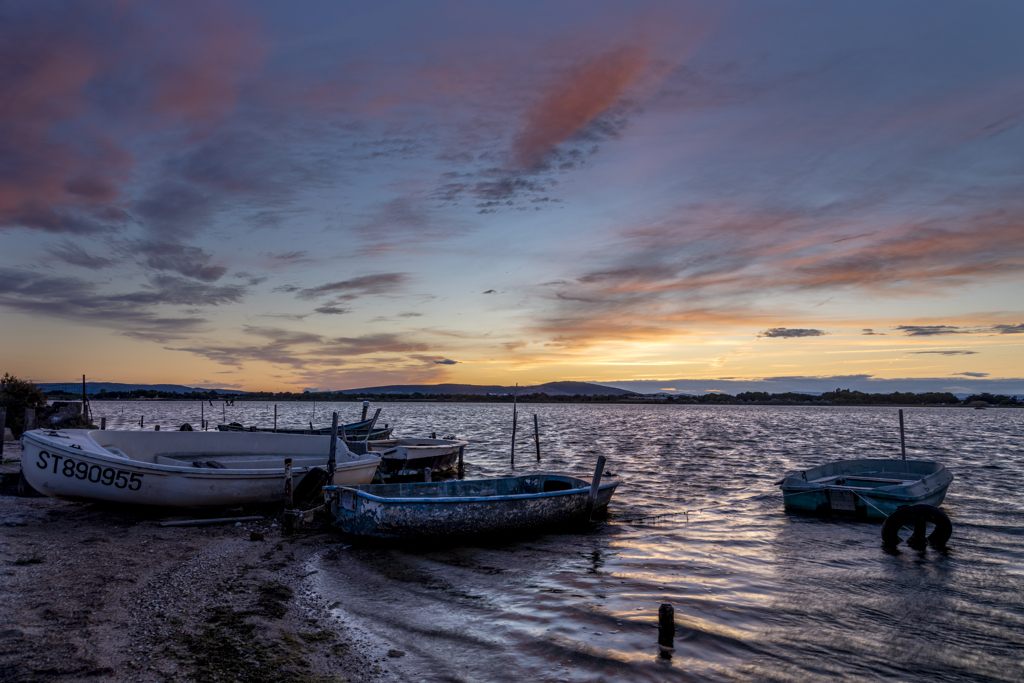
<box><xmin>423</xmin><ymin>467</ymin><xmax>432</xmax><ymax>482</ymax></box>
<box><xmin>361</xmin><ymin>401</ymin><xmax>369</xmax><ymax>422</ymax></box>
<box><xmin>658</xmin><ymin>603</ymin><xmax>675</xmax><ymax>655</ymax></box>
<box><xmin>24</xmin><ymin>408</ymin><xmax>35</xmax><ymax>432</ymax></box>
<box><xmin>274</xmin><ymin>405</ymin><xmax>277</xmax><ymax>433</ymax></box>
<box><xmin>899</xmin><ymin>409</ymin><xmax>906</xmax><ymax>460</ymax></box>
<box><xmin>457</xmin><ymin>445</ymin><xmax>465</xmax><ymax>477</ymax></box>
<box><xmin>328</xmin><ymin>412</ymin><xmax>339</xmax><ymax>483</ymax></box>
<box><xmin>363</xmin><ymin>408</ymin><xmax>381</xmax><ymax>446</ymax></box>
<box><xmin>584</xmin><ymin>455</ymin><xmax>606</xmax><ymax>520</ymax></box>
<box><xmin>533</xmin><ymin>414</ymin><xmax>541</xmax><ymax>461</ymax></box>
<box><xmin>0</xmin><ymin>407</ymin><xmax>6</xmax><ymax>456</ymax></box>
<box><xmin>100</xmin><ymin>417</ymin><xmax>106</xmax><ymax>430</ymax></box>
<box><xmin>201</xmin><ymin>402</ymin><xmax>204</xmax><ymax>431</ymax></box>
<box><xmin>155</xmin><ymin>425</ymin><xmax>160</xmax><ymax>431</ymax></box>
<box><xmin>139</xmin><ymin>414</ymin><xmax>143</xmax><ymax>428</ymax></box>
<box><xmin>284</xmin><ymin>458</ymin><xmax>294</xmax><ymax>535</ymax></box>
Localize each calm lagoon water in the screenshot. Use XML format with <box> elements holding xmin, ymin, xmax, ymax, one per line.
<box><xmin>93</xmin><ymin>401</ymin><xmax>1024</xmax><ymax>682</ymax></box>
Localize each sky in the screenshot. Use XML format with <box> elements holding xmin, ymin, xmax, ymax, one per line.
<box><xmin>1</xmin><ymin>0</ymin><xmax>1022</xmax><ymax>394</ymax></box>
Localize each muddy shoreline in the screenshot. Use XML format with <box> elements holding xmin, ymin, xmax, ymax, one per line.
<box><xmin>0</xmin><ymin>443</ymin><xmax>418</xmax><ymax>683</ymax></box>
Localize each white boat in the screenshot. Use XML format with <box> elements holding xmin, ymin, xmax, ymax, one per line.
<box><xmin>365</xmin><ymin>437</ymin><xmax>469</xmax><ymax>477</ymax></box>
<box><xmin>20</xmin><ymin>429</ymin><xmax>380</xmax><ymax>508</ymax></box>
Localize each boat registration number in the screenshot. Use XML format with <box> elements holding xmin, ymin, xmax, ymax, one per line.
<box><xmin>829</xmin><ymin>489</ymin><xmax>857</xmax><ymax>511</ymax></box>
<box><xmin>36</xmin><ymin>450</ymin><xmax>144</xmax><ymax>490</ymax></box>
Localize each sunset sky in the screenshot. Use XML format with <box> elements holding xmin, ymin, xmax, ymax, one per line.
<box><xmin>1</xmin><ymin>0</ymin><xmax>1022</xmax><ymax>394</ymax></box>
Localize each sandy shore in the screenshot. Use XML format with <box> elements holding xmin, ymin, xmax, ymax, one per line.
<box><xmin>0</xmin><ymin>442</ymin><xmax>420</xmax><ymax>683</ymax></box>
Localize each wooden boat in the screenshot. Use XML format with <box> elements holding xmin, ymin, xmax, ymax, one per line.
<box><xmin>363</xmin><ymin>437</ymin><xmax>469</xmax><ymax>477</ymax></box>
<box><xmin>20</xmin><ymin>429</ymin><xmax>380</xmax><ymax>508</ymax></box>
<box><xmin>217</xmin><ymin>417</ymin><xmax>392</xmax><ymax>440</ymax></box>
<box><xmin>777</xmin><ymin>459</ymin><xmax>953</xmax><ymax>519</ymax></box>
<box><xmin>326</xmin><ymin>473</ymin><xmax>620</xmax><ymax>539</ymax></box>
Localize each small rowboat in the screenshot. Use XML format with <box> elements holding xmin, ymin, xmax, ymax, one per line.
<box><xmin>217</xmin><ymin>417</ymin><xmax>392</xmax><ymax>441</ymax></box>
<box><xmin>20</xmin><ymin>429</ymin><xmax>380</xmax><ymax>508</ymax></box>
<box><xmin>326</xmin><ymin>473</ymin><xmax>620</xmax><ymax>539</ymax></box>
<box><xmin>364</xmin><ymin>437</ymin><xmax>469</xmax><ymax>477</ymax></box>
<box><xmin>777</xmin><ymin>459</ymin><xmax>953</xmax><ymax>519</ymax></box>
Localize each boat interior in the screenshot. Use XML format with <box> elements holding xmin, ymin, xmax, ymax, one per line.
<box><xmin>80</xmin><ymin>430</ymin><xmax>361</xmax><ymax>468</ymax></box>
<box><xmin>793</xmin><ymin>459</ymin><xmax>945</xmax><ymax>489</ymax></box>
<box><xmin>335</xmin><ymin>474</ymin><xmax>595</xmax><ymax>498</ymax></box>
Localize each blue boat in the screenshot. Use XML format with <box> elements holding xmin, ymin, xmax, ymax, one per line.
<box><xmin>777</xmin><ymin>458</ymin><xmax>953</xmax><ymax>519</ymax></box>
<box><xmin>326</xmin><ymin>473</ymin><xmax>620</xmax><ymax>539</ymax></box>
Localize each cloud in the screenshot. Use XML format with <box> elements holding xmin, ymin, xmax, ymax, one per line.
<box><xmin>894</xmin><ymin>325</ymin><xmax>963</xmax><ymax>336</ymax></box>
<box><xmin>758</xmin><ymin>327</ymin><xmax>827</xmax><ymax>338</ymax></box>
<box><xmin>294</xmin><ymin>273</ymin><xmax>408</xmax><ymax>301</ymax></box>
<box><xmin>483</xmin><ymin>289</ymin><xmax>496</xmax><ymax>294</ymax></box>
<box><xmin>48</xmin><ymin>241</ymin><xmax>119</xmax><ymax>269</ymax></box>
<box><xmin>0</xmin><ymin>267</ymin><xmax>219</xmax><ymax>342</ymax></box>
<box><xmin>134</xmin><ymin>241</ymin><xmax>227</xmax><ymax>282</ymax></box>
<box><xmin>433</xmin><ymin>358</ymin><xmax>458</xmax><ymax>365</ymax></box>
<box><xmin>991</xmin><ymin>323</ymin><xmax>1024</xmax><ymax>334</ymax></box>
<box><xmin>861</xmin><ymin>328</ymin><xmax>883</xmax><ymax>335</ymax></box>
<box><xmin>513</xmin><ymin>46</ymin><xmax>651</xmax><ymax>168</ymax></box>
<box><xmin>910</xmin><ymin>350</ymin><xmax>978</xmax><ymax>355</ymax></box>
<box><xmin>313</xmin><ymin>306</ymin><xmax>350</xmax><ymax>315</ymax></box>
<box><xmin>956</xmin><ymin>372</ymin><xmax>989</xmax><ymax>377</ymax></box>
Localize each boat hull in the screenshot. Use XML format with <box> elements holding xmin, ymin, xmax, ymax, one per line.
<box><xmin>327</xmin><ymin>474</ymin><xmax>619</xmax><ymax>539</ymax></box>
<box><xmin>21</xmin><ymin>429</ymin><xmax>380</xmax><ymax>508</ymax></box>
<box><xmin>367</xmin><ymin>438</ymin><xmax>468</xmax><ymax>476</ymax></box>
<box><xmin>779</xmin><ymin>458</ymin><xmax>953</xmax><ymax>519</ymax></box>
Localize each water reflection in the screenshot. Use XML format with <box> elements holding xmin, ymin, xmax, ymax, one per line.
<box><xmin>88</xmin><ymin>401</ymin><xmax>1024</xmax><ymax>681</ymax></box>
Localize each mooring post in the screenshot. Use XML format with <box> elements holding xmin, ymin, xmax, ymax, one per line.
<box><xmin>201</xmin><ymin>402</ymin><xmax>205</xmax><ymax>431</ymax></box>
<box><xmin>457</xmin><ymin>445</ymin><xmax>465</xmax><ymax>477</ymax></box>
<box><xmin>100</xmin><ymin>417</ymin><xmax>106</xmax><ymax>430</ymax></box>
<box><xmin>361</xmin><ymin>400</ymin><xmax>369</xmax><ymax>422</ymax></box>
<box><xmin>328</xmin><ymin>412</ymin><xmax>339</xmax><ymax>483</ymax></box>
<box><xmin>250</xmin><ymin>425</ymin><xmax>256</xmax><ymax>432</ymax></box>
<box><xmin>533</xmin><ymin>413</ymin><xmax>541</xmax><ymax>461</ymax></box>
<box><xmin>155</xmin><ymin>425</ymin><xmax>160</xmax><ymax>431</ymax></box>
<box><xmin>274</xmin><ymin>405</ymin><xmax>278</xmax><ymax>433</ymax></box>
<box><xmin>899</xmin><ymin>409</ymin><xmax>906</xmax><ymax>460</ymax></box>
<box><xmin>284</xmin><ymin>458</ymin><xmax>294</xmax><ymax>535</ymax></box>
<box><xmin>24</xmin><ymin>408</ymin><xmax>35</xmax><ymax>432</ymax></box>
<box><xmin>510</xmin><ymin>410</ymin><xmax>517</xmax><ymax>467</ymax></box>
<box><xmin>584</xmin><ymin>455</ymin><xmax>606</xmax><ymax>520</ymax></box>
<box><xmin>658</xmin><ymin>603</ymin><xmax>675</xmax><ymax>655</ymax></box>
<box><xmin>0</xmin><ymin>407</ymin><xmax>6</xmax><ymax>456</ymax></box>
<box><xmin>431</xmin><ymin>432</ymin><xmax>436</xmax><ymax>439</ymax></box>
<box><xmin>363</xmin><ymin>408</ymin><xmax>381</xmax><ymax>446</ymax></box>
<box><xmin>424</xmin><ymin>466</ymin><xmax>432</xmax><ymax>482</ymax></box>
<box><xmin>139</xmin><ymin>415</ymin><xmax>144</xmax><ymax>428</ymax></box>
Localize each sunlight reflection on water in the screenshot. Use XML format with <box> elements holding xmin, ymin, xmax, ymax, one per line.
<box><xmin>92</xmin><ymin>401</ymin><xmax>1024</xmax><ymax>681</ymax></box>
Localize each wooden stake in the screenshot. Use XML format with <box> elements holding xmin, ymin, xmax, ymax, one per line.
<box><xmin>284</xmin><ymin>458</ymin><xmax>294</xmax><ymax>535</ymax></box>
<box><xmin>457</xmin><ymin>444</ymin><xmax>465</xmax><ymax>477</ymax></box>
<box><xmin>155</xmin><ymin>425</ymin><xmax>160</xmax><ymax>431</ymax></box>
<box><xmin>363</xmin><ymin>408</ymin><xmax>381</xmax><ymax>446</ymax></box>
<box><xmin>274</xmin><ymin>404</ymin><xmax>278</xmax><ymax>433</ymax></box>
<box><xmin>533</xmin><ymin>414</ymin><xmax>541</xmax><ymax>461</ymax></box>
<box><xmin>584</xmin><ymin>455</ymin><xmax>606</xmax><ymax>520</ymax></box>
<box><xmin>328</xmin><ymin>412</ymin><xmax>339</xmax><ymax>483</ymax></box>
<box><xmin>361</xmin><ymin>401</ymin><xmax>369</xmax><ymax>422</ymax></box>
<box><xmin>658</xmin><ymin>603</ymin><xmax>675</xmax><ymax>654</ymax></box>
<box><xmin>899</xmin><ymin>409</ymin><xmax>906</xmax><ymax>460</ymax></box>
<box><xmin>201</xmin><ymin>402</ymin><xmax>204</xmax><ymax>431</ymax></box>
<box><xmin>100</xmin><ymin>417</ymin><xmax>106</xmax><ymax>430</ymax></box>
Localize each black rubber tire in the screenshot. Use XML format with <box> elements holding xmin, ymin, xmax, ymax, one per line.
<box><xmin>881</xmin><ymin>504</ymin><xmax>952</xmax><ymax>548</ymax></box>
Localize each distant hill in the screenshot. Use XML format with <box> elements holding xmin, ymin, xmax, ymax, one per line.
<box><xmin>340</xmin><ymin>381</ymin><xmax>636</xmax><ymax>397</ymax></box>
<box><xmin>38</xmin><ymin>382</ymin><xmax>245</xmax><ymax>395</ymax></box>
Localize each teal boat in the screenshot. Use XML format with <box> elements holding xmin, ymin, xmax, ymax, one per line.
<box><xmin>777</xmin><ymin>459</ymin><xmax>952</xmax><ymax>519</ymax></box>
<box><xmin>326</xmin><ymin>473</ymin><xmax>619</xmax><ymax>539</ymax></box>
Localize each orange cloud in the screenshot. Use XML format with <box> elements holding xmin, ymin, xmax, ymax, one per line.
<box><xmin>513</xmin><ymin>46</ymin><xmax>652</xmax><ymax>167</ymax></box>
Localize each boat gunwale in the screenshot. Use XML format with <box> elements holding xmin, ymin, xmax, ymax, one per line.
<box><xmin>326</xmin><ymin>477</ymin><xmax>619</xmax><ymax>505</ymax></box>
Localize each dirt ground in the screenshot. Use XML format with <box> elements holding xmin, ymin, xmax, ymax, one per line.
<box><xmin>0</xmin><ymin>442</ymin><xmax>418</xmax><ymax>683</ymax></box>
